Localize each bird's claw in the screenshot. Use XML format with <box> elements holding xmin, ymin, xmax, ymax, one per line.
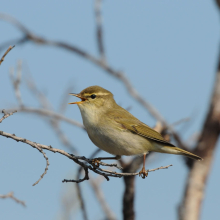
<box><xmin>91</xmin><ymin>159</ymin><xmax>101</xmax><ymax>167</ymax></box>
<box><xmin>139</xmin><ymin>168</ymin><xmax>148</xmax><ymax>179</ymax></box>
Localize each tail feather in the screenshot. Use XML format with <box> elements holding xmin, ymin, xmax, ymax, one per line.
<box><xmin>163</xmin><ymin>146</ymin><xmax>203</xmax><ymax>161</ymax></box>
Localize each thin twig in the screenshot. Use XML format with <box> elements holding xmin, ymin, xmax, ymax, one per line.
<box><xmin>94</xmin><ymin>0</ymin><xmax>105</xmax><ymax>60</ymax></box>
<box><xmin>0</xmin><ymin>129</ymin><xmax>172</xmax><ymax>183</ymax></box>
<box><xmin>32</xmin><ymin>143</ymin><xmax>50</xmax><ymax>186</ymax></box>
<box><xmin>1</xmin><ymin>109</ymin><xmax>49</xmax><ymax>186</ymax></box>
<box><xmin>0</xmin><ymin>192</ymin><xmax>26</xmax><ymax>207</ymax></box>
<box><xmin>90</xmin><ymin>176</ymin><xmax>116</xmax><ymax>220</ymax></box>
<box><xmin>171</xmin><ymin>117</ymin><xmax>190</xmax><ymax>127</ymax></box>
<box><xmin>178</xmin><ymin>1</ymin><xmax>220</xmax><ymax>215</ymax></box>
<box><xmin>0</xmin><ymin>45</ymin><xmax>15</xmax><ymax>65</ymax></box>
<box><xmin>24</xmin><ymin>71</ymin><xmax>77</xmax><ymax>152</ymax></box>
<box><xmin>0</xmin><ymin>14</ymin><xmax>188</xmax><ymax>151</ymax></box>
<box><xmin>0</xmin><ymin>109</ymin><xmax>17</xmax><ymax>123</ymax></box>
<box><xmin>75</xmin><ymin>149</ymin><xmax>101</xmax><ymax>220</ymax></box>
<box><xmin>75</xmin><ymin>176</ymin><xmax>89</xmax><ymax>220</ymax></box>
<box><xmin>63</xmin><ymin>168</ymin><xmax>89</xmax><ymax>183</ymax></box>
<box><xmin>9</xmin><ymin>61</ymin><xmax>23</xmax><ymax>106</ymax></box>
<box><xmin>0</xmin><ymin>110</ymin><xmax>173</xmax><ymax>186</ymax></box>
<box><xmin>58</xmin><ymin>84</ymin><xmax>75</xmax><ymax>114</ymax></box>
<box><xmin>0</xmin><ymin>14</ymin><xmax>165</xmax><ymax>123</ymax></box>
<box><xmin>1</xmin><ymin>107</ymin><xmax>84</xmax><ymax>129</ymax></box>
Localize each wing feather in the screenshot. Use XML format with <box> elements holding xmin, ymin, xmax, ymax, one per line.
<box><xmin>107</xmin><ymin>108</ymin><xmax>174</xmax><ymax>147</ymax></box>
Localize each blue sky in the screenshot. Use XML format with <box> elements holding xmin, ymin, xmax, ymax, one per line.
<box><xmin>1</xmin><ymin>1</ymin><xmax>220</xmax><ymax>220</ymax></box>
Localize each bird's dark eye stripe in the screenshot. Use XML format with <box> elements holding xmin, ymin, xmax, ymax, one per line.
<box><xmin>91</xmin><ymin>94</ymin><xmax>96</xmax><ymax>99</ymax></box>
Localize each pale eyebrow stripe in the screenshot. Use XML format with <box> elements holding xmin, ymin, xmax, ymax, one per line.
<box><xmin>84</xmin><ymin>92</ymin><xmax>110</xmax><ymax>96</ymax></box>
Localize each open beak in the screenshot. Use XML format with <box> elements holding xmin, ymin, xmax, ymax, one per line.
<box><xmin>69</xmin><ymin>93</ymin><xmax>87</xmax><ymax>105</ymax></box>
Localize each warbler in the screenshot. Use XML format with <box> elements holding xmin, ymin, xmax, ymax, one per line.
<box><xmin>69</xmin><ymin>86</ymin><xmax>202</xmax><ymax>177</ymax></box>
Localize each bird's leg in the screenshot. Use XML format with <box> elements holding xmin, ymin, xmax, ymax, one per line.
<box><xmin>139</xmin><ymin>153</ymin><xmax>148</xmax><ymax>179</ymax></box>
<box><xmin>92</xmin><ymin>155</ymin><xmax>121</xmax><ymax>167</ymax></box>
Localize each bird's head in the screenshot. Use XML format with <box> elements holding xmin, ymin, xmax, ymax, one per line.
<box><xmin>69</xmin><ymin>86</ymin><xmax>115</xmax><ymax>110</ymax></box>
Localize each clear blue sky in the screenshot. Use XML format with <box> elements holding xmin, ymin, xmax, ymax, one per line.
<box><xmin>1</xmin><ymin>1</ymin><xmax>220</xmax><ymax>220</ymax></box>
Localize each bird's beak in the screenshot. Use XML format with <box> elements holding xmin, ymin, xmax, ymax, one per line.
<box><xmin>68</xmin><ymin>93</ymin><xmax>87</xmax><ymax>105</ymax></box>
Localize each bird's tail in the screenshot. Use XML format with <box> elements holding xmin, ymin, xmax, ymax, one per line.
<box><xmin>162</xmin><ymin>146</ymin><xmax>203</xmax><ymax>161</ymax></box>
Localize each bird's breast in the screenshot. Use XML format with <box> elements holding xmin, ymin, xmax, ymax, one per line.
<box><xmin>78</xmin><ymin>105</ymin><xmax>152</xmax><ymax>155</ymax></box>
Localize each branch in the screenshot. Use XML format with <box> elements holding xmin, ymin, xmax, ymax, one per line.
<box><xmin>0</xmin><ymin>14</ymin><xmax>188</xmax><ymax>152</ymax></box>
<box><xmin>0</xmin><ymin>192</ymin><xmax>26</xmax><ymax>207</ymax></box>
<box><xmin>32</xmin><ymin>143</ymin><xmax>50</xmax><ymax>186</ymax></box>
<box><xmin>9</xmin><ymin>60</ymin><xmax>23</xmax><ymax>106</ymax></box>
<box><xmin>1</xmin><ymin>110</ymin><xmax>50</xmax><ymax>185</ymax></box>
<box><xmin>89</xmin><ymin>176</ymin><xmax>116</xmax><ymax>220</ymax></box>
<box><xmin>24</xmin><ymin>71</ymin><xmax>77</xmax><ymax>152</ymax></box>
<box><xmin>0</xmin><ymin>128</ymin><xmax>172</xmax><ymax>185</ymax></box>
<box><xmin>0</xmin><ymin>45</ymin><xmax>15</xmax><ymax>65</ymax></box>
<box><xmin>0</xmin><ymin>109</ymin><xmax>17</xmax><ymax>123</ymax></box>
<box><xmin>178</xmin><ymin>3</ymin><xmax>220</xmax><ymax>217</ymax></box>
<box><xmin>94</xmin><ymin>0</ymin><xmax>105</xmax><ymax>60</ymax></box>
<box><xmin>1</xmin><ymin>107</ymin><xmax>84</xmax><ymax>128</ymax></box>
<box><xmin>0</xmin><ymin>13</ymin><xmax>165</xmax><ymax>123</ymax></box>
<box><xmin>2</xmin><ymin>14</ymin><xmax>191</xmax><ymax>155</ymax></box>
<box><xmin>75</xmin><ymin>149</ymin><xmax>101</xmax><ymax>220</ymax></box>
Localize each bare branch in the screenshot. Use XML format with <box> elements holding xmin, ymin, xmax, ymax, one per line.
<box><xmin>24</xmin><ymin>71</ymin><xmax>77</xmax><ymax>152</ymax></box>
<box><xmin>0</xmin><ymin>13</ymin><xmax>166</xmax><ymax>123</ymax></box>
<box><xmin>90</xmin><ymin>176</ymin><xmax>116</xmax><ymax>220</ymax></box>
<box><xmin>1</xmin><ymin>107</ymin><xmax>84</xmax><ymax>129</ymax></box>
<box><xmin>1</xmin><ymin>109</ymin><xmax>49</xmax><ymax>185</ymax></box>
<box><xmin>0</xmin><ymin>192</ymin><xmax>26</xmax><ymax>207</ymax></box>
<box><xmin>171</xmin><ymin>117</ymin><xmax>190</xmax><ymax>127</ymax></box>
<box><xmin>0</xmin><ymin>14</ymin><xmax>31</xmax><ymax>35</ymax></box>
<box><xmin>75</xmin><ymin>149</ymin><xmax>117</xmax><ymax>220</ymax></box>
<box><xmin>9</xmin><ymin>61</ymin><xmax>23</xmax><ymax>106</ymax></box>
<box><xmin>120</xmin><ymin>122</ymin><xmax>173</xmax><ymax>220</ymax></box>
<box><xmin>178</xmin><ymin>5</ymin><xmax>220</xmax><ymax>216</ymax></box>
<box><xmin>0</xmin><ymin>45</ymin><xmax>15</xmax><ymax>65</ymax></box>
<box><xmin>100</xmin><ymin>164</ymin><xmax>172</xmax><ymax>177</ymax></box>
<box><xmin>74</xmin><ymin>149</ymin><xmax>101</xmax><ymax>220</ymax></box>
<box><xmin>63</xmin><ymin>168</ymin><xmax>89</xmax><ymax>184</ymax></box>
<box><xmin>58</xmin><ymin>84</ymin><xmax>75</xmax><ymax>114</ymax></box>
<box><xmin>0</xmin><ymin>128</ymin><xmax>172</xmax><ymax>184</ymax></box>
<box><xmin>1</xmin><ymin>14</ymin><xmax>191</xmax><ymax>158</ymax></box>
<box><xmin>1</xmin><ymin>14</ymin><xmax>190</xmax><ymax>154</ymax></box>
<box><xmin>24</xmin><ymin>70</ymin><xmax>52</xmax><ymax>109</ymax></box>
<box><xmin>75</xmin><ymin>179</ymin><xmax>89</xmax><ymax>220</ymax></box>
<box><xmin>32</xmin><ymin>143</ymin><xmax>50</xmax><ymax>186</ymax></box>
<box><xmin>0</xmin><ymin>109</ymin><xmax>17</xmax><ymax>123</ymax></box>
<box><xmin>94</xmin><ymin>0</ymin><xmax>105</xmax><ymax>60</ymax></box>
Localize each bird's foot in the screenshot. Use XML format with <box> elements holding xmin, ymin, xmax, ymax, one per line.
<box><xmin>139</xmin><ymin>167</ymin><xmax>148</xmax><ymax>179</ymax></box>
<box><xmin>91</xmin><ymin>158</ymin><xmax>101</xmax><ymax>167</ymax></box>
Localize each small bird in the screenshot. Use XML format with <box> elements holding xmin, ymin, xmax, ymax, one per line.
<box><xmin>69</xmin><ymin>86</ymin><xmax>202</xmax><ymax>177</ymax></box>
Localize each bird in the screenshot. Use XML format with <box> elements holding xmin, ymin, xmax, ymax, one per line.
<box><xmin>69</xmin><ymin>85</ymin><xmax>202</xmax><ymax>177</ymax></box>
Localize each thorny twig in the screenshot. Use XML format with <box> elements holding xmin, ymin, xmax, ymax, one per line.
<box><xmin>0</xmin><ymin>45</ymin><xmax>15</xmax><ymax>65</ymax></box>
<box><xmin>0</xmin><ymin>192</ymin><xmax>26</xmax><ymax>207</ymax></box>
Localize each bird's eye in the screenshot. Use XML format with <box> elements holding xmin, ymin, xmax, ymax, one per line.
<box><xmin>91</xmin><ymin>94</ymin><xmax>96</xmax><ymax>99</ymax></box>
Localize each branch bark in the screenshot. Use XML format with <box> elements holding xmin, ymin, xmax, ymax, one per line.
<box><xmin>0</xmin><ymin>45</ymin><xmax>15</xmax><ymax>65</ymax></box>
<box><xmin>0</xmin><ymin>192</ymin><xmax>26</xmax><ymax>207</ymax></box>
<box><xmin>178</xmin><ymin>42</ymin><xmax>220</xmax><ymax>220</ymax></box>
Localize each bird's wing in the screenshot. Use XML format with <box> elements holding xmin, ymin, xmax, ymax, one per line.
<box><xmin>108</xmin><ymin>109</ymin><xmax>174</xmax><ymax>147</ymax></box>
